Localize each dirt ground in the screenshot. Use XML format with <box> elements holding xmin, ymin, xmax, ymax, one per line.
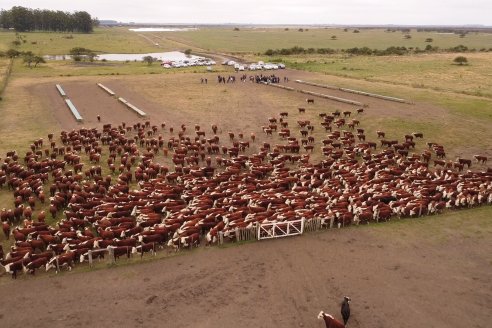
<box><xmin>0</xmin><ymin>216</ymin><xmax>491</xmax><ymax>328</ymax></box>
<box><xmin>26</xmin><ymin>68</ymin><xmax>492</xmax><ymax>167</ymax></box>
<box><xmin>1</xmin><ymin>69</ymin><xmax>491</xmax><ymax>327</ymax></box>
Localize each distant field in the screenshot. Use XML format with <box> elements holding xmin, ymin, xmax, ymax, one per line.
<box><xmin>9</xmin><ymin>58</ymin><xmax>227</xmax><ymax>79</ymax></box>
<box><xmin>162</xmin><ymin>28</ymin><xmax>492</xmax><ymax>53</ymax></box>
<box><xmin>0</xmin><ymin>27</ymin><xmax>174</xmax><ymax>55</ymax></box>
<box><xmin>270</xmin><ymin>52</ymin><xmax>492</xmax><ymax>98</ymax></box>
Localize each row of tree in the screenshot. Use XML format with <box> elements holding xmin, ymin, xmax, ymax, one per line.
<box><xmin>0</xmin><ymin>6</ymin><xmax>97</xmax><ymax>33</ymax></box>
<box><xmin>265</xmin><ymin>44</ymin><xmax>490</xmax><ymax>56</ymax></box>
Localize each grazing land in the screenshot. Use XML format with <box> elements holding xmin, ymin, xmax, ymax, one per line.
<box><xmin>0</xmin><ymin>27</ymin><xmax>166</xmax><ymax>54</ymax></box>
<box><xmin>162</xmin><ymin>27</ymin><xmax>492</xmax><ymax>53</ymax></box>
<box><xmin>272</xmin><ymin>52</ymin><xmax>492</xmax><ymax>98</ymax></box>
<box><xmin>0</xmin><ymin>26</ymin><xmax>491</xmax><ymax>328</ymax></box>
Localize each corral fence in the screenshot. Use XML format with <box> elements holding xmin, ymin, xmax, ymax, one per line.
<box><xmin>257</xmin><ymin>218</ymin><xmax>305</xmax><ymax>240</ymax></box>
<box><xmin>303</xmin><ymin>217</ymin><xmax>323</xmax><ymax>232</ymax></box>
<box><xmin>295</xmin><ymin>79</ymin><xmax>411</xmax><ymax>104</ymax></box>
<box><xmin>86</xmin><ymin>248</ymin><xmax>112</xmax><ymax>267</ymax></box>
<box><xmin>261</xmin><ymin>81</ymin><xmax>295</xmax><ymax>91</ymax></box>
<box><xmin>217</xmin><ymin>218</ymin><xmax>330</xmax><ymax>245</ymax></box>
<box><xmin>298</xmin><ymin>89</ymin><xmax>364</xmax><ymax>107</ymax></box>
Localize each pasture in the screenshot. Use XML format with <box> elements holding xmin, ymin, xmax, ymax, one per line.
<box><xmin>0</xmin><ymin>27</ymin><xmax>166</xmax><ymax>55</ymax></box>
<box><xmin>162</xmin><ymin>27</ymin><xmax>492</xmax><ymax>53</ymax></box>
<box><xmin>273</xmin><ymin>52</ymin><xmax>492</xmax><ymax>98</ymax></box>
<box><xmin>0</xmin><ymin>26</ymin><xmax>491</xmax><ymax>328</ymax></box>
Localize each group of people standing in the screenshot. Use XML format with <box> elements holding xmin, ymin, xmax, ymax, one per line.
<box><xmin>202</xmin><ymin>74</ymin><xmax>289</xmax><ymax>85</ymax></box>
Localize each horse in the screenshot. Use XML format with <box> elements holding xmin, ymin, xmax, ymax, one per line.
<box><xmin>317</xmin><ymin>311</ymin><xmax>345</xmax><ymax>328</ymax></box>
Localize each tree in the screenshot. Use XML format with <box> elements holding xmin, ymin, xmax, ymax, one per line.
<box><xmin>404</xmin><ymin>34</ymin><xmax>412</xmax><ymax>39</ymax></box>
<box><xmin>69</xmin><ymin>47</ymin><xmax>96</xmax><ymax>61</ymax></box>
<box><xmin>425</xmin><ymin>38</ymin><xmax>433</xmax><ymax>42</ymax></box>
<box><xmin>453</xmin><ymin>56</ymin><xmax>468</xmax><ymax>65</ymax></box>
<box><xmin>184</xmin><ymin>49</ymin><xmax>192</xmax><ymax>55</ymax></box>
<box><xmin>331</xmin><ymin>35</ymin><xmax>337</xmax><ymax>40</ymax></box>
<box><xmin>0</xmin><ymin>6</ymin><xmax>97</xmax><ymax>33</ymax></box>
<box><xmin>233</xmin><ymin>27</ymin><xmax>240</xmax><ymax>31</ymax></box>
<box><xmin>10</xmin><ymin>6</ymin><xmax>34</xmax><ymax>32</ymax></box>
<box><xmin>142</xmin><ymin>56</ymin><xmax>155</xmax><ymax>65</ymax></box>
<box><xmin>33</xmin><ymin>55</ymin><xmax>46</xmax><ymax>67</ymax></box>
<box><xmin>22</xmin><ymin>51</ymin><xmax>35</xmax><ymax>67</ymax></box>
<box><xmin>6</xmin><ymin>49</ymin><xmax>20</xmax><ymax>58</ymax></box>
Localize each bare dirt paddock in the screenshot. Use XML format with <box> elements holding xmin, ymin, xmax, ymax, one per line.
<box><xmin>0</xmin><ymin>210</ymin><xmax>491</xmax><ymax>328</ymax></box>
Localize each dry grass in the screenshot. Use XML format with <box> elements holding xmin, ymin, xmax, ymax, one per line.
<box><xmin>277</xmin><ymin>52</ymin><xmax>492</xmax><ymax>98</ymax></box>
<box><xmin>0</xmin><ymin>27</ymin><xmax>169</xmax><ymax>55</ymax></box>
<box><xmin>162</xmin><ymin>28</ymin><xmax>492</xmax><ymax>53</ymax></box>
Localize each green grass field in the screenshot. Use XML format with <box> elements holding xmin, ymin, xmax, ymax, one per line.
<box><xmin>161</xmin><ymin>28</ymin><xmax>492</xmax><ymax>53</ymax></box>
<box><xmin>0</xmin><ymin>27</ymin><xmax>174</xmax><ymax>55</ymax></box>
<box><xmin>270</xmin><ymin>52</ymin><xmax>492</xmax><ymax>98</ymax></box>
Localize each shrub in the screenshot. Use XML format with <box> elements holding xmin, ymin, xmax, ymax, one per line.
<box><xmin>453</xmin><ymin>56</ymin><xmax>468</xmax><ymax>65</ymax></box>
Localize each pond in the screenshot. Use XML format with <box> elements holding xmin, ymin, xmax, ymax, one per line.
<box><xmin>45</xmin><ymin>51</ymin><xmax>209</xmax><ymax>63</ymax></box>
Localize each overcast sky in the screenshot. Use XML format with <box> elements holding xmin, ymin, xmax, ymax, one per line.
<box><xmin>2</xmin><ymin>0</ymin><xmax>491</xmax><ymax>25</ymax></box>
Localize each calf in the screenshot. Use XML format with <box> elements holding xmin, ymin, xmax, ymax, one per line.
<box><xmin>474</xmin><ymin>155</ymin><xmax>487</xmax><ymax>164</ymax></box>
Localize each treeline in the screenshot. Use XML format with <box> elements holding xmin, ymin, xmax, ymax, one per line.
<box><xmin>0</xmin><ymin>6</ymin><xmax>97</xmax><ymax>33</ymax></box>
<box><xmin>264</xmin><ymin>44</ymin><xmax>492</xmax><ymax>56</ymax></box>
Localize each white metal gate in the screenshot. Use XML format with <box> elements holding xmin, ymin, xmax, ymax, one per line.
<box><xmin>257</xmin><ymin>218</ymin><xmax>305</xmax><ymax>240</ymax></box>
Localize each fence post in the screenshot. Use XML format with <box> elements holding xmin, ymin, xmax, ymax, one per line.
<box><xmin>235</xmin><ymin>228</ymin><xmax>240</xmax><ymax>242</ymax></box>
<box><xmin>301</xmin><ymin>218</ymin><xmax>305</xmax><ymax>234</ymax></box>
<box><xmin>88</xmin><ymin>250</ymin><xmax>93</xmax><ymax>268</ymax></box>
<box><xmin>218</xmin><ymin>231</ymin><xmax>224</xmax><ymax>245</ymax></box>
<box><xmin>108</xmin><ymin>247</ymin><xmax>115</xmax><ymax>265</ymax></box>
<box><xmin>55</xmin><ymin>256</ymin><xmax>60</xmax><ymax>273</ymax></box>
<box><xmin>330</xmin><ymin>217</ymin><xmax>334</xmax><ymax>229</ymax></box>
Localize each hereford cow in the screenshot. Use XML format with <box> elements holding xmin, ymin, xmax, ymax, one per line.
<box><xmin>23</xmin><ymin>257</ymin><xmax>49</xmax><ymax>275</ymax></box>
<box><xmin>46</xmin><ymin>251</ymin><xmax>75</xmax><ymax>273</ymax></box>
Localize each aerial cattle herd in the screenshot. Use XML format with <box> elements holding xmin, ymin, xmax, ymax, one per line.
<box><xmin>0</xmin><ymin>100</ymin><xmax>491</xmax><ymax>279</ymax></box>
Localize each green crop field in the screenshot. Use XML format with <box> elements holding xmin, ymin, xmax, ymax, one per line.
<box><xmin>161</xmin><ymin>28</ymin><xmax>492</xmax><ymax>53</ymax></box>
